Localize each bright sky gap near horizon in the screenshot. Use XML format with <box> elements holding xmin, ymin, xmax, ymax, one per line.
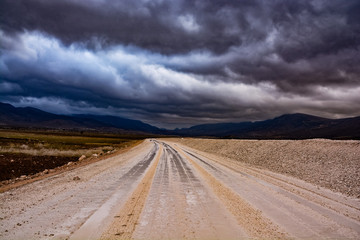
<box><xmin>0</xmin><ymin>0</ymin><xmax>359</xmax><ymax>129</ymax></box>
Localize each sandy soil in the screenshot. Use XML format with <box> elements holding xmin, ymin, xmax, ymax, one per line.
<box><xmin>1</xmin><ymin>139</ymin><xmax>359</xmax><ymax>239</ymax></box>
<box><xmin>169</xmin><ymin>138</ymin><xmax>360</xmax><ymax>197</ymax></box>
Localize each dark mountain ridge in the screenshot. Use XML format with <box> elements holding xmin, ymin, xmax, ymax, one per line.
<box><xmin>174</xmin><ymin>113</ymin><xmax>360</xmax><ymax>139</ymax></box>
<box><xmin>1</xmin><ymin>102</ymin><xmax>359</xmax><ymax>139</ymax></box>
<box><xmin>0</xmin><ymin>102</ymin><xmax>163</xmax><ymax>134</ymax></box>
<box><xmin>74</xmin><ymin>114</ymin><xmax>164</xmax><ymax>134</ymax></box>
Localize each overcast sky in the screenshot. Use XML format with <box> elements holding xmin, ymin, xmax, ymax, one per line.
<box><xmin>1</xmin><ymin>0</ymin><xmax>359</xmax><ymax>128</ymax></box>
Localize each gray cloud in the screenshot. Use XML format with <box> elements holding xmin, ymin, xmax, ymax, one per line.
<box><xmin>0</xmin><ymin>0</ymin><xmax>360</xmax><ymax>128</ymax></box>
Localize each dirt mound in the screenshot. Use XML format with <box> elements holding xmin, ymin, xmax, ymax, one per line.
<box><xmin>169</xmin><ymin>138</ymin><xmax>360</xmax><ymax>198</ymax></box>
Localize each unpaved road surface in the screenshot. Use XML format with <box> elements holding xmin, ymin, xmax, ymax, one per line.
<box><xmin>1</xmin><ymin>139</ymin><xmax>359</xmax><ymax>239</ymax></box>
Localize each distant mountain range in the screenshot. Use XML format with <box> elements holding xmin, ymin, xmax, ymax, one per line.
<box><xmin>1</xmin><ymin>102</ymin><xmax>359</xmax><ymax>139</ymax></box>
<box><xmin>174</xmin><ymin>113</ymin><xmax>360</xmax><ymax>139</ymax></box>
<box><xmin>0</xmin><ymin>102</ymin><xmax>163</xmax><ymax>134</ymax></box>
<box><xmin>74</xmin><ymin>114</ymin><xmax>164</xmax><ymax>134</ymax></box>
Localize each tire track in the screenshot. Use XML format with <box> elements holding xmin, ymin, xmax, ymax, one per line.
<box><xmin>100</xmin><ymin>144</ymin><xmax>163</xmax><ymax>240</ymax></box>
<box><xmin>133</xmin><ymin>142</ymin><xmax>247</xmax><ymax>239</ymax></box>
<box><xmin>173</xmin><ymin>145</ymin><xmax>289</xmax><ymax>239</ymax></box>
<box><xmin>68</xmin><ymin>144</ymin><xmax>159</xmax><ymax>240</ymax></box>
<box><xmin>165</xmin><ymin>144</ymin><xmax>219</xmax><ymax>238</ymax></box>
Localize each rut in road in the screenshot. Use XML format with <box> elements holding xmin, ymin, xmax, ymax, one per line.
<box><xmin>132</xmin><ymin>142</ymin><xmax>248</xmax><ymax>239</ymax></box>
<box><xmin>70</xmin><ymin>143</ymin><xmax>160</xmax><ymax>240</ymax></box>
<box><xmin>174</xmin><ymin>145</ymin><xmax>288</xmax><ymax>239</ymax></box>
<box><xmin>100</xmin><ymin>144</ymin><xmax>163</xmax><ymax>239</ymax></box>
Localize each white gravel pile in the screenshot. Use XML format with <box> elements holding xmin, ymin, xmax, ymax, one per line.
<box><xmin>172</xmin><ymin>138</ymin><xmax>360</xmax><ymax>198</ymax></box>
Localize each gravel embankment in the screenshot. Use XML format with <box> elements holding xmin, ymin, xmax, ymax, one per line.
<box><xmin>170</xmin><ymin>138</ymin><xmax>360</xmax><ymax>198</ymax></box>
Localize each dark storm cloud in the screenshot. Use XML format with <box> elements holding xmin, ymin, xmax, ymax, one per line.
<box><xmin>0</xmin><ymin>0</ymin><xmax>247</xmax><ymax>54</ymax></box>
<box><xmin>2</xmin><ymin>0</ymin><xmax>359</xmax><ymax>55</ymax></box>
<box><xmin>1</xmin><ymin>0</ymin><xmax>360</xmax><ymax>128</ymax></box>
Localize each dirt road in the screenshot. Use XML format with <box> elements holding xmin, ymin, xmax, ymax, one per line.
<box><xmin>1</xmin><ymin>139</ymin><xmax>359</xmax><ymax>239</ymax></box>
